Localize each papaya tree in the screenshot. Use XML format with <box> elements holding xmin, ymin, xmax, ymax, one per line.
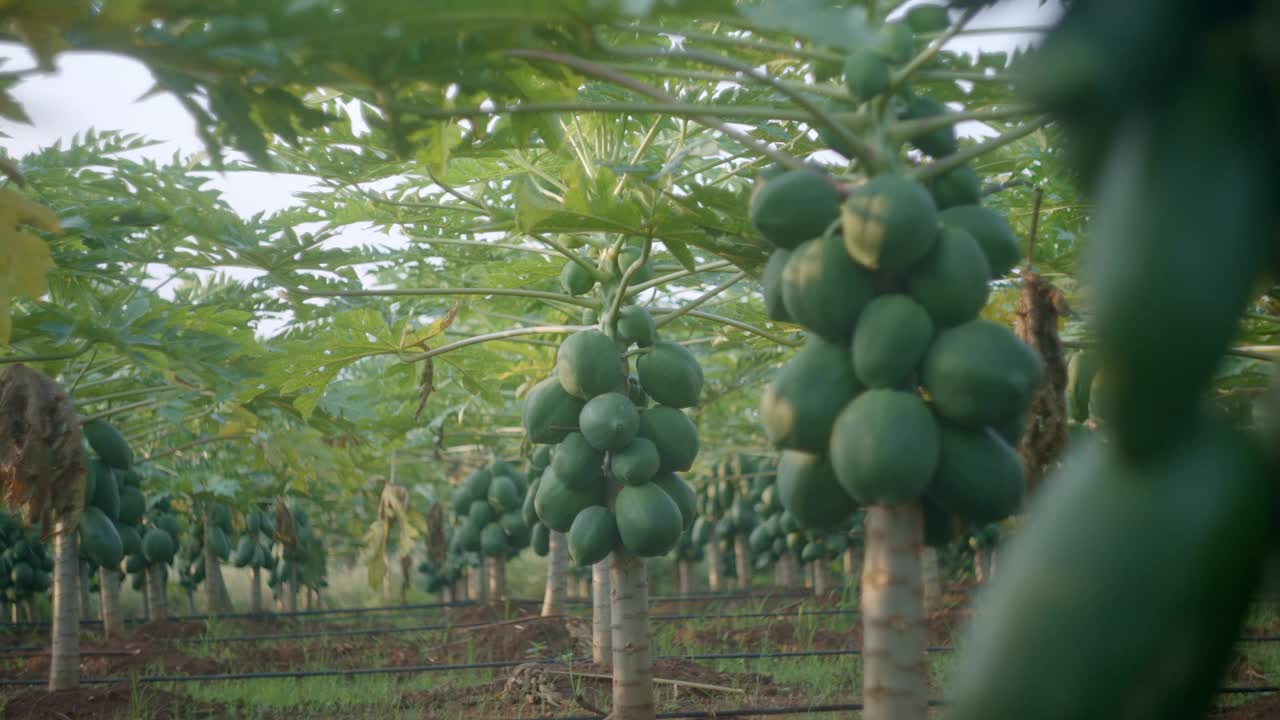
<box><xmin>0</xmin><ymin>364</ymin><xmax>86</xmax><ymax>691</ymax></box>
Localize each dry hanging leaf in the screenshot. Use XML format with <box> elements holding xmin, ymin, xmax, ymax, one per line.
<box><xmin>0</xmin><ymin>364</ymin><xmax>86</xmax><ymax>535</ymax></box>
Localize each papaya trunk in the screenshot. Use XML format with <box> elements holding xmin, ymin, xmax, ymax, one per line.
<box><xmin>284</xmin><ymin>564</ymin><xmax>298</xmax><ymax>612</ymax></box>
<box><xmin>678</xmin><ymin>560</ymin><xmax>692</xmax><ymax>595</ymax></box>
<box><xmin>78</xmin><ymin>564</ymin><xmax>92</xmax><ymax>620</ymax></box>
<box><xmin>805</xmin><ymin>562</ymin><xmax>815</xmax><ymax>590</ymax></box>
<box><xmin>813</xmin><ymin>560</ymin><xmax>830</xmax><ymax>596</ymax></box>
<box><xmin>488</xmin><ymin>556</ymin><xmax>506</xmax><ymax>600</ymax></box>
<box><xmin>593</xmin><ymin>560</ymin><xmax>611</xmax><ymax>665</ymax></box>
<box><xmin>734</xmin><ymin>534</ymin><xmax>751</xmax><ymax>592</ymax></box>
<box><xmin>609</xmin><ymin>549</ymin><xmax>653</xmax><ymax>720</ymax></box>
<box><xmin>382</xmin><ymin>546</ymin><xmax>393</xmax><ymax>603</ymax></box>
<box><xmin>843</xmin><ymin>545</ymin><xmax>858</xmax><ymax>580</ymax></box>
<box><xmin>706</xmin><ymin>540</ymin><xmax>723</xmax><ymax>592</ymax></box>
<box><xmin>988</xmin><ymin>548</ymin><xmax>998</xmax><ymax>578</ymax></box>
<box><xmin>145</xmin><ymin>566</ymin><xmax>167</xmax><ymax>621</ymax></box>
<box><xmin>468</xmin><ymin>565</ymin><xmax>483</xmax><ymax>602</ymax></box>
<box><xmin>304</xmin><ymin>587</ymin><xmax>314</xmax><ymax>611</ymax></box>
<box><xmin>24</xmin><ymin>598</ymin><xmax>35</xmax><ymax>622</ymax></box>
<box><xmin>99</xmin><ymin>568</ymin><xmax>122</xmax><ymax>640</ymax></box>
<box><xmin>861</xmin><ymin>504</ymin><xmax>927</xmax><ymax>720</ymax></box>
<box><xmin>921</xmin><ymin>547</ymin><xmax>941</xmax><ymax>615</ymax></box>
<box><xmin>782</xmin><ymin>551</ymin><xmax>799</xmax><ymax>587</ymax></box>
<box><xmin>140</xmin><ymin>575</ymin><xmax>150</xmax><ymax>621</ymax></box>
<box><xmin>441</xmin><ymin>585</ymin><xmax>452</xmax><ymax>603</ymax></box>
<box><xmin>973</xmin><ymin>550</ymin><xmax>986</xmax><ymax>583</ymax></box>
<box><xmin>1</xmin><ymin>598</ymin><xmax>9</xmax><ymax>626</ymax></box>
<box><xmin>542</xmin><ymin>531</ymin><xmax>568</xmax><ymax>616</ymax></box>
<box><xmin>202</xmin><ymin>515</ymin><xmax>233</xmax><ymax>615</ymax></box>
<box><xmin>250</xmin><ymin>567</ymin><xmax>263</xmax><ymax>613</ymax></box>
<box><xmin>454</xmin><ymin>577</ymin><xmax>467</xmax><ymax>602</ymax></box>
<box><xmin>578</xmin><ymin>576</ymin><xmax>590</xmax><ymax>599</ymax></box>
<box><xmin>186</xmin><ymin>589</ymin><xmax>195</xmax><ymax>615</ymax></box>
<box><xmin>49</xmin><ymin>518</ymin><xmax>81</xmax><ymax>691</ymax></box>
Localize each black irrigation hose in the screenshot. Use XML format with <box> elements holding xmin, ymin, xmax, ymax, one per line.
<box><xmin>0</xmin><ymin>589</ymin><xmax>813</xmax><ymax>631</ymax></box>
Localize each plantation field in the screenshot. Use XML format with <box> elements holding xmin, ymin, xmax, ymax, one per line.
<box><xmin>6</xmin><ymin>571</ymin><xmax>1280</xmax><ymax>719</ymax></box>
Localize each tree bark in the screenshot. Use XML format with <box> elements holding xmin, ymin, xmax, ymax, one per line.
<box><xmin>284</xmin><ymin>563</ymin><xmax>298</xmax><ymax>612</ymax></box>
<box><xmin>861</xmin><ymin>504</ymin><xmax>927</xmax><ymax>720</ymax></box>
<box><xmin>920</xmin><ymin>547</ymin><xmax>941</xmax><ymax>615</ymax></box>
<box><xmin>804</xmin><ymin>561</ymin><xmax>814</xmax><ymax>590</ymax></box>
<box><xmin>593</xmin><ymin>560</ymin><xmax>611</xmax><ymax>665</ymax></box>
<box><xmin>99</xmin><ymin>569</ymin><xmax>123</xmax><ymax>639</ymax></box>
<box><xmin>140</xmin><ymin>574</ymin><xmax>150</xmax><ymax>621</ymax></box>
<box><xmin>78</xmin><ymin>564</ymin><xmax>92</xmax><ymax>620</ymax></box>
<box><xmin>49</xmin><ymin>518</ymin><xmax>81</xmax><ymax>691</ymax></box>
<box><xmin>843</xmin><ymin>545</ymin><xmax>858</xmax><ymax>579</ymax></box>
<box><xmin>454</xmin><ymin>576</ymin><xmax>467</xmax><ymax>602</ymax></box>
<box><xmin>678</xmin><ymin>560</ymin><xmax>692</xmax><ymax>595</ymax></box>
<box><xmin>23</xmin><ymin>598</ymin><xmax>35</xmax><ymax>622</ymax></box>
<box><xmin>781</xmin><ymin>551</ymin><xmax>799</xmax><ymax>587</ymax></box>
<box><xmin>442</xmin><ymin>585</ymin><xmax>453</xmax><ymax>603</ymax></box>
<box><xmin>145</xmin><ymin>565</ymin><xmax>167</xmax><ymax>621</ymax></box>
<box><xmin>973</xmin><ymin>550</ymin><xmax>986</xmax><ymax>583</ymax></box>
<box><xmin>250</xmin><ymin>567</ymin><xmax>263</xmax><ymax>613</ymax></box>
<box><xmin>542</xmin><ymin>531</ymin><xmax>568</xmax><ymax>616</ymax></box>
<box><xmin>609</xmin><ymin>549</ymin><xmax>653</xmax><ymax>719</ymax></box>
<box><xmin>202</xmin><ymin>513</ymin><xmax>234</xmax><ymax>615</ymax></box>
<box><xmin>813</xmin><ymin>560</ymin><xmax>830</xmax><ymax>596</ymax></box>
<box><xmin>988</xmin><ymin>547</ymin><xmax>998</xmax><ymax>578</ymax></box>
<box><xmin>185</xmin><ymin>589</ymin><xmax>195</xmax><ymax>615</ymax></box>
<box><xmin>733</xmin><ymin>534</ymin><xmax>751</xmax><ymax>592</ymax></box>
<box><xmin>578</xmin><ymin>575</ymin><xmax>590</xmax><ymax>599</ymax></box>
<box><xmin>706</xmin><ymin>540</ymin><xmax>723</xmax><ymax>592</ymax></box>
<box><xmin>488</xmin><ymin>556</ymin><xmax>506</xmax><ymax>600</ymax></box>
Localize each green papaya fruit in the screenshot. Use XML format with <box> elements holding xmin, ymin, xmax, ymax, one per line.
<box><xmin>550</xmin><ymin>432</ymin><xmax>604</xmax><ymax>492</ymax></box>
<box><xmin>560</xmin><ymin>259</ymin><xmax>596</xmax><ymax>296</ymax></box>
<box><xmin>615</xmin><ymin>306</ymin><xmax>657</xmax><ymax>347</ymax></box>
<box><xmin>535</xmin><ymin>466</ymin><xmax>605</xmax><ymax>533</ymax></box>
<box><xmin>761</xmin><ymin>249</ymin><xmax>793</xmax><ymax>323</ymax></box>
<box><xmin>568</xmin><ymin>506</ymin><xmax>620</xmax><ymax>566</ymax></box>
<box><xmin>523</xmin><ymin>376</ymin><xmax>587</xmax><ymax>444</ymax></box>
<box><xmin>843</xmin><ymin>48</ymin><xmax>890</xmax><ymax>103</ymax></box>
<box><xmin>556</xmin><ymin>330</ymin><xmax>627</xmax><ymax>400</ymax></box>
<box><xmin>776</xmin><ymin>450</ymin><xmax>857</xmax><ymax>530</ymax></box>
<box><xmin>761</xmin><ymin>335</ymin><xmax>863</xmax><ymax>452</ymax></box>
<box><xmin>652</xmin><ymin>471</ymin><xmax>697</xmax><ymax>532</ymax></box>
<box><xmin>926</xmin><ymin>422</ymin><xmax>1024</xmax><ymax>524</ymax></box>
<box><xmin>579</xmin><ymin>392</ymin><xmax>640</xmax><ymax>450</ymax></box>
<box><xmin>749</xmin><ymin>169</ymin><xmax>842</xmax><ymax>250</ymax></box>
<box><xmin>636</xmin><ymin>340</ymin><xmax>703</xmax><ymax>409</ymax></box>
<box><xmin>610</xmin><ymin>437</ymin><xmax>661</xmax><ymax>486</ymax></box>
<box><xmin>615</xmin><ymin>482</ymin><xmax>684</xmax><ymax>557</ymax></box>
<box><xmin>842</xmin><ymin>174</ymin><xmax>939</xmax><ymax>273</ymax></box>
<box><xmin>782</xmin><ymin>230</ymin><xmax>877</xmax><ymax>343</ymax></box>
<box><xmin>851</xmin><ymin>294</ymin><xmax>935</xmax><ymax>389</ymax></box>
<box><xmin>830</xmin><ymin>389</ymin><xmax>940</xmax><ymax>506</ymax></box>
<box><xmin>938</xmin><ymin>204</ymin><xmax>1020</xmax><ymax>279</ymax></box>
<box><xmin>922</xmin><ymin>319</ymin><xmax>1043</xmax><ymax>427</ymax></box>
<box><xmin>906</xmin><ymin>226</ymin><xmax>992</xmax><ymax>328</ymax></box>
<box><xmin>636</xmin><ymin>406</ymin><xmax>699</xmax><ymax>472</ymax></box>
<box><xmin>83</xmin><ymin>419</ymin><xmax>133</xmax><ymax>470</ymax></box>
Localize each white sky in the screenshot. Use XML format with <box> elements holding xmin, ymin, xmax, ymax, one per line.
<box><xmin>0</xmin><ymin>0</ymin><xmax>1061</xmax><ymax>335</ymax></box>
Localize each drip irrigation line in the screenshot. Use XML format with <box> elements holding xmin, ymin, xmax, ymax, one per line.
<box><xmin>0</xmin><ymin>590</ymin><xmax>812</xmax><ymax>630</ymax></box>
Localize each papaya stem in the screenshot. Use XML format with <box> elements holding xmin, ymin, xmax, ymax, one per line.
<box><xmin>908</xmin><ymin>116</ymin><xmax>1052</xmax><ymax>183</ymax></box>
<box><xmin>605</xmin><ymin>237</ymin><xmax>655</xmax><ymax>332</ymax></box>
<box><xmin>405</xmin><ymin>325</ymin><xmax>593</xmax><ymax>362</ymax></box>
<box><xmin>0</xmin><ymin>341</ymin><xmax>97</xmax><ymax>365</ymax></box>
<box><xmin>886</xmin><ymin>106</ymin><xmax>1039</xmax><ymax>143</ymax></box>
<box><xmin>602</xmin><ymin>61</ymin><xmax>852</xmax><ymax>101</ymax></box>
<box><xmin>507</xmin><ymin>49</ymin><xmax>808</xmax><ymax>172</ymax></box>
<box><xmin>531</xmin><ymin>232</ymin><xmax>612</xmax><ymax>282</ymax></box>
<box><xmin>652</xmin><ymin>272</ymin><xmax>747</xmax><ymax>329</ymax></box>
<box><xmin>78</xmin><ymin>397</ymin><xmax>160</xmax><ymax>425</ymax></box>
<box><xmin>284</xmin><ymin>285</ymin><xmax>598</xmax><ymax>309</ymax></box>
<box><xmin>604</xmin><ymin>44</ymin><xmax>882</xmax><ymax>169</ymax></box>
<box><xmin>620</xmin><ymin>22</ymin><xmax>844</xmax><ymax>64</ymax></box>
<box><xmin>889</xmin><ymin>7</ymin><xmax>980</xmax><ymax>93</ymax></box>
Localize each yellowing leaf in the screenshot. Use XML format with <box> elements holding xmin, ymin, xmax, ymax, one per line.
<box><xmin>0</xmin><ymin>190</ymin><xmax>59</xmax><ymax>344</ymax></box>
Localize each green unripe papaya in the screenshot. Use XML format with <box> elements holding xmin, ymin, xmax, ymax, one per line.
<box><xmin>652</xmin><ymin>471</ymin><xmax>697</xmax><ymax>531</ymax></box>
<box><xmin>615</xmin><ymin>482</ymin><xmax>684</xmax><ymax>558</ymax></box>
<box><xmin>556</xmin><ymin>330</ymin><xmax>627</xmax><ymax>400</ymax></box>
<box><xmin>851</xmin><ymin>295</ymin><xmax>935</xmax><ymax>389</ymax></box>
<box><xmin>938</xmin><ymin>204</ymin><xmax>1021</xmax><ymax>279</ymax></box>
<box><xmin>579</xmin><ymin>392</ymin><xmax>640</xmax><ymax>451</ymax></box>
<box><xmin>615</xmin><ymin>306</ymin><xmax>657</xmax><ymax>347</ymax></box>
<box><xmin>776</xmin><ymin>451</ymin><xmax>857</xmax><ymax>530</ymax></box>
<box><xmin>830</xmin><ymin>390</ymin><xmax>940</xmax><ymax>506</ymax></box>
<box><xmin>843</xmin><ymin>48</ymin><xmax>890</xmax><ymax>103</ymax></box>
<box><xmin>749</xmin><ymin>170</ymin><xmax>842</xmax><ymax>250</ymax></box>
<box><xmin>762</xmin><ymin>335</ymin><xmax>863</xmax><ymax>453</ymax></box>
<box><xmin>906</xmin><ymin>226</ymin><xmax>992</xmax><ymax>328</ymax></box>
<box><xmin>610</xmin><ymin>437</ymin><xmax>661</xmax><ymax>486</ymax></box>
<box><xmin>568</xmin><ymin>506</ymin><xmax>619</xmax><ymax>566</ymax></box>
<box><xmin>842</xmin><ymin>174</ymin><xmax>939</xmax><ymax>273</ymax></box>
<box><xmin>522</xmin><ymin>376</ymin><xmax>585</xmax><ymax>445</ymax></box>
<box><xmin>636</xmin><ymin>340</ymin><xmax>704</xmax><ymax>409</ymax></box>
<box><xmin>560</xmin><ymin>259</ymin><xmax>597</xmax><ymax>296</ymax></box>
<box><xmin>637</xmin><ymin>406</ymin><xmax>699</xmax><ymax>472</ymax></box>
<box><xmin>782</xmin><ymin>230</ymin><xmax>877</xmax><ymax>343</ymax></box>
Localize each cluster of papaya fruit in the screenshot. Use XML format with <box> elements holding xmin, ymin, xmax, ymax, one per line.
<box><xmin>523</xmin><ymin>256</ymin><xmax>703</xmax><ymax>566</ymax></box>
<box><xmin>267</xmin><ymin>501</ymin><xmax>325</xmax><ymax>597</ymax></box>
<box><xmin>0</xmin><ymin>510</ymin><xmax>52</xmax><ymax>611</ymax></box>
<box><xmin>450</xmin><ymin>459</ymin><xmax>533</xmax><ymax>559</ymax></box>
<box><xmin>78</xmin><ymin>420</ymin><xmax>155</xmax><ymax>584</ymax></box>
<box><xmin>231</xmin><ymin>507</ymin><xmax>276</xmax><ymax>572</ymax></box>
<box><xmin>755</xmin><ymin>161</ymin><xmax>1039</xmax><ymax>532</ymax></box>
<box><xmin>178</xmin><ymin>503</ymin><xmax>233</xmax><ymax>594</ymax></box>
<box><xmin>946</xmin><ymin>3</ymin><xmax>1279</xmax><ymax>718</ymax></box>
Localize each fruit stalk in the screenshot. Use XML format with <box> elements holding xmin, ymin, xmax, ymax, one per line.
<box><xmin>609</xmin><ymin>548</ymin><xmax>654</xmax><ymax>719</ymax></box>
<box><xmin>861</xmin><ymin>504</ymin><xmax>928</xmax><ymax>720</ymax></box>
<box><xmin>100</xmin><ymin>569</ymin><xmax>123</xmax><ymax>638</ymax></box>
<box><xmin>593</xmin><ymin>560</ymin><xmax>612</xmax><ymax>665</ymax></box>
<box><xmin>50</xmin><ymin>519</ymin><xmax>81</xmax><ymax>690</ymax></box>
<box><xmin>541</xmin><ymin>530</ymin><xmax>568</xmax><ymax>616</ymax></box>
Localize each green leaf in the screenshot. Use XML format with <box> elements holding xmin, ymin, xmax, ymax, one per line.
<box><xmin>663</xmin><ymin>238</ymin><xmax>698</xmax><ymax>272</ymax></box>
